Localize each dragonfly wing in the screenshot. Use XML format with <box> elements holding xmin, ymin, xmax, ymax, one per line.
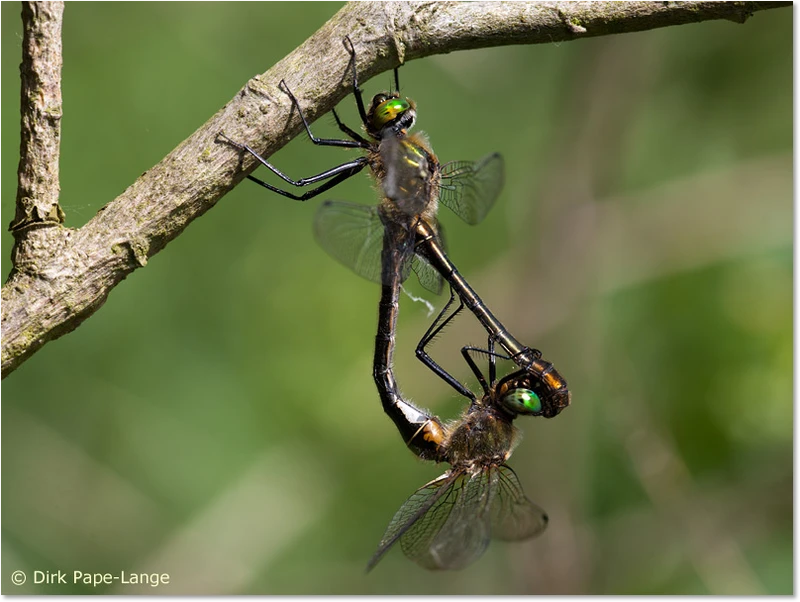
<box><xmin>401</xmin><ymin>469</ymin><xmax>497</xmax><ymax>570</ymax></box>
<box><xmin>410</xmin><ymin>255</ymin><xmax>444</xmax><ymax>296</ymax></box>
<box><xmin>439</xmin><ymin>153</ymin><xmax>505</xmax><ymax>225</ymax></box>
<box><xmin>367</xmin><ymin>472</ymin><xmax>458</xmax><ymax>572</ymax></box>
<box><xmin>409</xmin><ymin>217</ymin><xmax>444</xmax><ymax>295</ymax></box>
<box><xmin>491</xmin><ymin>465</ymin><xmax>548</xmax><ymax>541</ymax></box>
<box><xmin>314</xmin><ymin>200</ymin><xmax>414</xmax><ymax>285</ymax></box>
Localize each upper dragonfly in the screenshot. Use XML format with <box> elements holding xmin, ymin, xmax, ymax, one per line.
<box><xmin>220</xmin><ymin>36</ymin><xmax>502</xmax><ymax>297</ymax></box>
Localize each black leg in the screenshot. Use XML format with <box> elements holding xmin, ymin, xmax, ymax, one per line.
<box><xmin>343</xmin><ymin>36</ymin><xmax>370</xmax><ymax>130</ymax></box>
<box><xmin>246</xmin><ymin>159</ymin><xmax>367</xmax><ymax>202</ymax></box>
<box><xmin>331</xmin><ymin>107</ymin><xmax>371</xmax><ymax>145</ymax></box>
<box><xmin>217</xmin><ymin>36</ymin><xmax>377</xmax><ymax>202</ymax></box>
<box><xmin>460</xmin><ymin>344</ymin><xmax>490</xmax><ymax>395</ymax></box>
<box><xmin>219</xmin><ymin>132</ymin><xmax>369</xmax><ymax>200</ymax></box>
<box><xmin>415</xmin><ymin>287</ymin><xmax>476</xmax><ymax>400</ymax></box>
<box><xmin>487</xmin><ymin>337</ymin><xmax>497</xmax><ymax>386</ymax></box>
<box><xmin>279</xmin><ymin>80</ymin><xmax>370</xmax><ymax>150</ymax></box>
<box><xmin>461</xmin><ymin>338</ymin><xmax>518</xmax><ymax>392</ymax></box>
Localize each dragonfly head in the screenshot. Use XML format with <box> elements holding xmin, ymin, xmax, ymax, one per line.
<box><xmin>495</xmin><ymin>367</ymin><xmax>571</xmax><ymax>419</ymax></box>
<box><xmin>367</xmin><ymin>93</ymin><xmax>416</xmax><ymax>138</ymax></box>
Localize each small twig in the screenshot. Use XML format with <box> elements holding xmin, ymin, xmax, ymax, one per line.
<box><xmin>11</xmin><ymin>1</ymin><xmax>65</xmax><ymax>234</ymax></box>
<box><xmin>1</xmin><ymin>1</ymin><xmax>791</xmax><ymax>379</ymax></box>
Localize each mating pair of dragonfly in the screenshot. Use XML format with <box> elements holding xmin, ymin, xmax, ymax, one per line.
<box><xmin>220</xmin><ymin>37</ymin><xmax>570</xmax><ymax>571</ymax></box>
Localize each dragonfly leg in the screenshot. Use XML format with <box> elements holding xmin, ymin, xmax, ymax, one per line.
<box><xmin>415</xmin><ymin>287</ymin><xmax>477</xmax><ymax>401</ymax></box>
<box><xmin>278</xmin><ymin>79</ymin><xmax>371</xmax><ymax>150</ymax></box>
<box><xmin>460</xmin><ymin>343</ymin><xmax>492</xmax><ymax>395</ymax></box>
<box><xmin>244</xmin><ymin>159</ymin><xmax>368</xmax><ymax>202</ymax></box>
<box><xmin>331</xmin><ymin>107</ymin><xmax>371</xmax><ymax>145</ymax></box>
<box><xmin>342</xmin><ymin>35</ymin><xmax>370</xmax><ymax>131</ymax></box>
<box><xmin>461</xmin><ymin>336</ymin><xmax>518</xmax><ymax>390</ymax></box>
<box><xmin>219</xmin><ymin>132</ymin><xmax>369</xmax><ymax>201</ymax></box>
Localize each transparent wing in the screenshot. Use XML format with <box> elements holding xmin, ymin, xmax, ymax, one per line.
<box><xmin>491</xmin><ymin>465</ymin><xmax>548</xmax><ymax>541</ymax></box>
<box><xmin>313</xmin><ymin>200</ymin><xmax>411</xmax><ymax>286</ymax></box>
<box><xmin>410</xmin><ymin>254</ymin><xmax>443</xmax><ymax>296</ymax></box>
<box><xmin>314</xmin><ymin>200</ymin><xmax>443</xmax><ymax>295</ymax></box>
<box><xmin>367</xmin><ymin>472</ymin><xmax>458</xmax><ymax>572</ymax></box>
<box><xmin>410</xmin><ymin>218</ymin><xmax>445</xmax><ymax>295</ymax></box>
<box><xmin>439</xmin><ymin>153</ymin><xmax>505</xmax><ymax>225</ymax></box>
<box><xmin>401</xmin><ymin>469</ymin><xmax>497</xmax><ymax>570</ymax></box>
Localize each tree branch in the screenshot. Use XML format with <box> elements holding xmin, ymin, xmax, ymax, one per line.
<box><xmin>11</xmin><ymin>1</ymin><xmax>65</xmax><ymax>233</ymax></box>
<box><xmin>1</xmin><ymin>0</ymin><xmax>790</xmax><ymax>379</ymax></box>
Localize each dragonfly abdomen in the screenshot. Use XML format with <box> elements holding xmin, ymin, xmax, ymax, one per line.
<box><xmin>526</xmin><ymin>358</ymin><xmax>571</xmax><ymax>418</ymax></box>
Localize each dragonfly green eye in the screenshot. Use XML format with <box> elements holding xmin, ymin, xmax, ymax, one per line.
<box><xmin>374</xmin><ymin>98</ymin><xmax>411</xmax><ymax>128</ymax></box>
<box><xmin>501</xmin><ymin>388</ymin><xmax>542</xmax><ymax>415</ymax></box>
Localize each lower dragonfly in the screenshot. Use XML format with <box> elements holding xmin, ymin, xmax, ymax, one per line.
<box><xmin>369</xmin><ymin>214</ymin><xmax>554</xmax><ymax>570</ymax></box>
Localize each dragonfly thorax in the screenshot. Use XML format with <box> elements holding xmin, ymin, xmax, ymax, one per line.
<box><xmin>444</xmin><ymin>404</ymin><xmax>518</xmax><ymax>468</ymax></box>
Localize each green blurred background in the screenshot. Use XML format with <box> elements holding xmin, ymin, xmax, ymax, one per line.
<box><xmin>1</xmin><ymin>2</ymin><xmax>792</xmax><ymax>595</ymax></box>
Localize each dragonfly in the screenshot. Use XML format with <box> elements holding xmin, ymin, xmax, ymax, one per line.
<box><xmin>219</xmin><ymin>37</ymin><xmax>501</xmax><ymax>296</ymax></box>
<box><xmin>369</xmin><ymin>231</ymin><xmax>554</xmax><ymax>570</ymax></box>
